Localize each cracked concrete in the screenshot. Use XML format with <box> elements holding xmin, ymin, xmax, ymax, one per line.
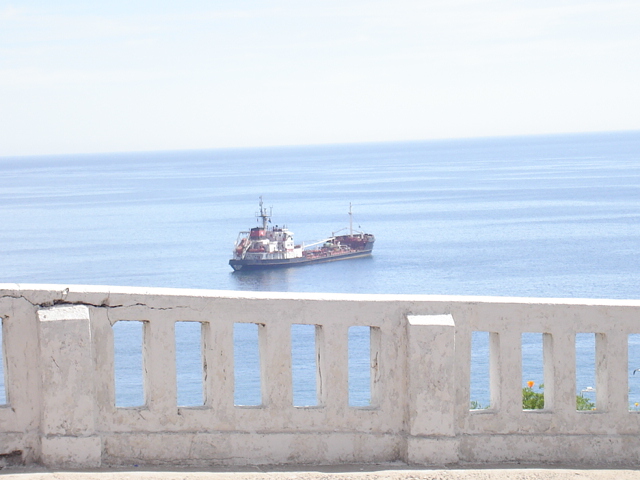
<box><xmin>3</xmin><ymin>284</ymin><xmax>640</xmax><ymax>469</ymax></box>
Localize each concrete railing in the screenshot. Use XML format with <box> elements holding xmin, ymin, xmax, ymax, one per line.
<box><xmin>1</xmin><ymin>283</ymin><xmax>640</xmax><ymax>468</ymax></box>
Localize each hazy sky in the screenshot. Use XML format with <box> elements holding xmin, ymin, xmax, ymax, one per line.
<box><xmin>1</xmin><ymin>0</ymin><xmax>639</xmax><ymax>156</ymax></box>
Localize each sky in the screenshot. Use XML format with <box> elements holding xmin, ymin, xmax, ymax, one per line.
<box><xmin>1</xmin><ymin>0</ymin><xmax>639</xmax><ymax>156</ymax></box>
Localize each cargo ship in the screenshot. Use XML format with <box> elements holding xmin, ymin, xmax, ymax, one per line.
<box><xmin>229</xmin><ymin>198</ymin><xmax>375</xmax><ymax>271</ymax></box>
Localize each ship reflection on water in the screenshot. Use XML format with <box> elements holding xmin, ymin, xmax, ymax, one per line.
<box><xmin>229</xmin><ymin>254</ymin><xmax>374</xmax><ymax>293</ymax></box>
<box><xmin>230</xmin><ymin>267</ymin><xmax>299</xmax><ymax>292</ymax></box>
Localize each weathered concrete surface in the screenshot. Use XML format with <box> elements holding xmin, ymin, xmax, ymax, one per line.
<box><xmin>2</xmin><ymin>466</ymin><xmax>640</xmax><ymax>480</ymax></box>
<box><xmin>37</xmin><ymin>305</ymin><xmax>101</xmax><ymax>468</ymax></box>
<box><xmin>3</xmin><ymin>284</ymin><xmax>640</xmax><ymax>468</ymax></box>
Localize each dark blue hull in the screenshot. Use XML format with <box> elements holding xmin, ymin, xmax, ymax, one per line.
<box><xmin>229</xmin><ymin>245</ymin><xmax>373</xmax><ymax>271</ymax></box>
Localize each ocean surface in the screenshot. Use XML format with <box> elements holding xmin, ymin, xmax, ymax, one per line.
<box><xmin>2</xmin><ymin>131</ymin><xmax>640</xmax><ymax>409</ymax></box>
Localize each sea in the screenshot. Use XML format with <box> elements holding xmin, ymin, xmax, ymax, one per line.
<box><xmin>2</xmin><ymin>131</ymin><xmax>640</xmax><ymax>410</ymax></box>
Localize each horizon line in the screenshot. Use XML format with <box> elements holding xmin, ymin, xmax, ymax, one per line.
<box><xmin>2</xmin><ymin>128</ymin><xmax>639</xmax><ymax>160</ymax></box>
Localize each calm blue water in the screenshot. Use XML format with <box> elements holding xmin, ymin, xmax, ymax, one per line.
<box><xmin>2</xmin><ymin>131</ymin><xmax>640</xmax><ymax>408</ymax></box>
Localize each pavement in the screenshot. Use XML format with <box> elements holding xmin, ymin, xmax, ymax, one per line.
<box><xmin>2</xmin><ymin>464</ymin><xmax>640</xmax><ymax>480</ymax></box>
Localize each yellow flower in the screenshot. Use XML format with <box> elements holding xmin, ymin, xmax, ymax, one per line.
<box><xmin>527</xmin><ymin>381</ymin><xmax>535</xmax><ymax>388</ymax></box>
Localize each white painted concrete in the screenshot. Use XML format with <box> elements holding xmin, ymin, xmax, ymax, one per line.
<box><xmin>1</xmin><ymin>284</ymin><xmax>640</xmax><ymax>468</ymax></box>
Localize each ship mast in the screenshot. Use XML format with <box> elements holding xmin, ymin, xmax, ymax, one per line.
<box><xmin>257</xmin><ymin>196</ymin><xmax>271</xmax><ymax>229</ymax></box>
<box><xmin>349</xmin><ymin>202</ymin><xmax>353</xmax><ymax>236</ymax></box>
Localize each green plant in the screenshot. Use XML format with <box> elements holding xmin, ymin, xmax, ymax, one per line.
<box><xmin>522</xmin><ymin>382</ymin><xmax>596</xmax><ymax>410</ymax></box>
<box><xmin>576</xmin><ymin>394</ymin><xmax>596</xmax><ymax>411</ymax></box>
<box><xmin>471</xmin><ymin>382</ymin><xmax>597</xmax><ymax>411</ymax></box>
<box><xmin>522</xmin><ymin>383</ymin><xmax>545</xmax><ymax>409</ymax></box>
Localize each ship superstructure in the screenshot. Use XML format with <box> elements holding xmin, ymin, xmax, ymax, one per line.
<box><xmin>229</xmin><ymin>198</ymin><xmax>374</xmax><ymax>271</ymax></box>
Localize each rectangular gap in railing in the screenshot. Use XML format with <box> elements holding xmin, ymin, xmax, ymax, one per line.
<box><xmin>522</xmin><ymin>332</ymin><xmax>544</xmax><ymax>410</ymax></box>
<box><xmin>576</xmin><ymin>333</ymin><xmax>597</xmax><ymax>411</ymax></box>
<box><xmin>292</xmin><ymin>324</ymin><xmax>319</xmax><ymax>407</ymax></box>
<box><xmin>348</xmin><ymin>326</ymin><xmax>380</xmax><ymax>408</ymax></box>
<box><xmin>0</xmin><ymin>317</ymin><xmax>5</xmax><ymax>405</ymax></box>
<box><xmin>470</xmin><ymin>331</ymin><xmax>490</xmax><ymax>410</ymax></box>
<box><xmin>176</xmin><ymin>321</ymin><xmax>204</xmax><ymax>407</ymax></box>
<box><xmin>113</xmin><ymin>320</ymin><xmax>145</xmax><ymax>407</ymax></box>
<box><xmin>629</xmin><ymin>334</ymin><xmax>640</xmax><ymax>412</ymax></box>
<box><xmin>234</xmin><ymin>322</ymin><xmax>261</xmax><ymax>407</ymax></box>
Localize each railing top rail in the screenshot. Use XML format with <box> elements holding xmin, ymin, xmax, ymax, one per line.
<box><xmin>2</xmin><ymin>283</ymin><xmax>640</xmax><ymax>307</ymax></box>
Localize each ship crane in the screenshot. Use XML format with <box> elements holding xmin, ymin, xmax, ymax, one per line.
<box><xmin>330</xmin><ymin>203</ymin><xmax>367</xmax><ymax>237</ymax></box>
<box><xmin>302</xmin><ymin>237</ymin><xmax>336</xmax><ymax>249</ymax></box>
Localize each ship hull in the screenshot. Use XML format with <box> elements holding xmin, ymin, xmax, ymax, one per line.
<box><xmin>230</xmin><ymin>246</ymin><xmax>373</xmax><ymax>271</ymax></box>
<box><xmin>229</xmin><ymin>199</ymin><xmax>374</xmax><ymax>271</ymax></box>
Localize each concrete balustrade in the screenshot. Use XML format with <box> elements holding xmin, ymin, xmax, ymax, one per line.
<box><xmin>1</xmin><ymin>283</ymin><xmax>640</xmax><ymax>468</ymax></box>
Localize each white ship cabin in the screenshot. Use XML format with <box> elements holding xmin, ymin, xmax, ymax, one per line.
<box><xmin>235</xmin><ymin>225</ymin><xmax>303</xmax><ymax>261</ymax></box>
